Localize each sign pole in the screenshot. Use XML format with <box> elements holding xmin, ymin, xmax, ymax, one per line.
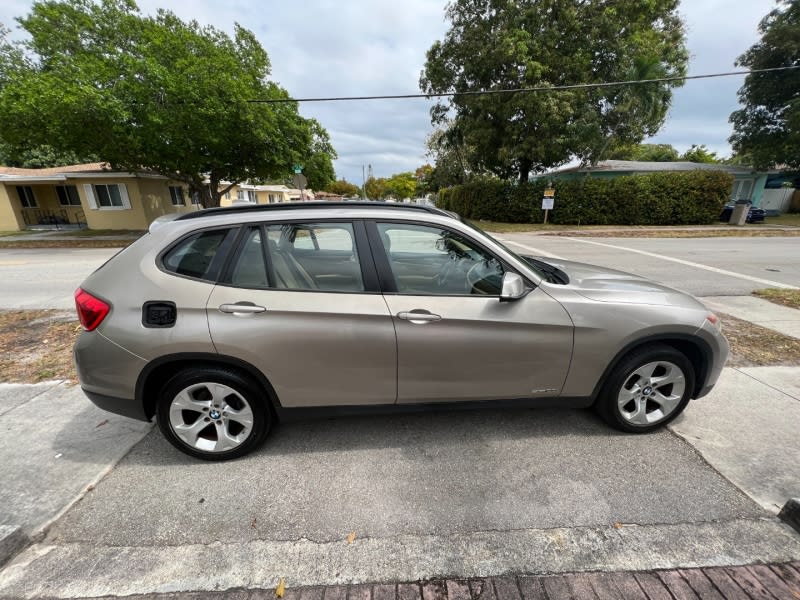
<box><xmin>543</xmin><ymin>209</ymin><xmax>549</xmax><ymax>225</ymax></box>
<box><xmin>542</xmin><ymin>187</ymin><xmax>555</xmax><ymax>225</ymax></box>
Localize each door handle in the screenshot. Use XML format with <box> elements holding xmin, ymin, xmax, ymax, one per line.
<box><xmin>397</xmin><ymin>310</ymin><xmax>442</xmax><ymax>324</ymax></box>
<box><xmin>218</xmin><ymin>302</ymin><xmax>266</xmax><ymax>315</ymax></box>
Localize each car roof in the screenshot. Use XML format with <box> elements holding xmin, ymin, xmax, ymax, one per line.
<box><xmin>174</xmin><ymin>201</ymin><xmax>453</xmax><ymax>222</ymax></box>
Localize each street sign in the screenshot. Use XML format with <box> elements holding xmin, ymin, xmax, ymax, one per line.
<box><xmin>293</xmin><ymin>164</ymin><xmax>303</xmax><ymax>174</ymax></box>
<box><xmin>541</xmin><ymin>197</ymin><xmax>554</xmax><ymax>210</ymax></box>
<box><xmin>543</xmin><ymin>188</ymin><xmax>555</xmax><ymax>198</ymax></box>
<box><xmin>292</xmin><ymin>173</ymin><xmax>307</xmax><ymax>190</ymax></box>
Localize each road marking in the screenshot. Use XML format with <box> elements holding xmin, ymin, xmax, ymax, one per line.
<box><xmin>565</xmin><ymin>237</ymin><xmax>799</xmax><ymax>290</ymax></box>
<box><xmin>497</xmin><ymin>239</ymin><xmax>565</xmax><ymax>260</ymax></box>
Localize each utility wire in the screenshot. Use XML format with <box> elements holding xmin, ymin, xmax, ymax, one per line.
<box><xmin>246</xmin><ymin>65</ymin><xmax>800</xmax><ymax>104</ymax></box>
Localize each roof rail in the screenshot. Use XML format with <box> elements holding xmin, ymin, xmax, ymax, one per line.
<box><xmin>174</xmin><ymin>201</ymin><xmax>449</xmax><ymax>221</ymax></box>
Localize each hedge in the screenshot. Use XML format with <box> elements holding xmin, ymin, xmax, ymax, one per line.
<box><xmin>436</xmin><ymin>171</ymin><xmax>734</xmax><ymax>225</ymax></box>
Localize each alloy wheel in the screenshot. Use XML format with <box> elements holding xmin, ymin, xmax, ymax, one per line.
<box><xmin>616</xmin><ymin>360</ymin><xmax>686</xmax><ymax>426</ymax></box>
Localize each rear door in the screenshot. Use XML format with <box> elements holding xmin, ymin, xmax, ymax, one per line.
<box><xmin>206</xmin><ymin>220</ymin><xmax>397</xmax><ymax>407</ymax></box>
<box><xmin>368</xmin><ymin>221</ymin><xmax>574</xmax><ymax>404</ymax></box>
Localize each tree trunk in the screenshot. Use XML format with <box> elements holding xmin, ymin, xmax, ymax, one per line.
<box><xmin>518</xmin><ymin>158</ymin><xmax>532</xmax><ymax>183</ymax></box>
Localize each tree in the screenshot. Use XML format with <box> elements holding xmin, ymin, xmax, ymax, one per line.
<box><xmin>364</xmin><ymin>177</ymin><xmax>389</xmax><ymax>200</ymax></box>
<box><xmin>729</xmin><ymin>0</ymin><xmax>800</xmax><ymax>170</ymax></box>
<box><xmin>325</xmin><ymin>179</ymin><xmax>361</xmax><ymax>197</ymax></box>
<box><xmin>606</xmin><ymin>143</ymin><xmax>680</xmax><ymax>162</ymax></box>
<box><xmin>301</xmin><ymin>119</ymin><xmax>337</xmax><ymax>191</ymax></box>
<box><xmin>420</xmin><ymin>0</ymin><xmax>688</xmax><ymax>182</ymax></box>
<box><xmin>385</xmin><ymin>172</ymin><xmax>417</xmax><ymax>199</ymax></box>
<box><xmin>0</xmin><ymin>1</ymin><xmax>330</xmax><ymax>207</ymax></box>
<box><xmin>424</xmin><ymin>126</ymin><xmax>472</xmax><ymax>190</ymax></box>
<box><xmin>680</xmin><ymin>144</ymin><xmax>720</xmax><ymax>163</ymax></box>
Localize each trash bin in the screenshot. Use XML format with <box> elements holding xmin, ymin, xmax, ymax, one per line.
<box><xmin>730</xmin><ymin>199</ymin><xmax>751</xmax><ymax>226</ymax></box>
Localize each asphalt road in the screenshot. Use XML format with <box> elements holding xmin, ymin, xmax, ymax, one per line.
<box><xmin>1</xmin><ymin>235</ymin><xmax>797</xmax><ymax>310</ymax></box>
<box><xmin>0</xmin><ymin>247</ymin><xmax>118</xmax><ymax>310</ymax></box>
<box><xmin>496</xmin><ymin>234</ymin><xmax>800</xmax><ymax>296</ymax></box>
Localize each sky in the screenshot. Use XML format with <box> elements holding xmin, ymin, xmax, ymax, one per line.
<box><xmin>0</xmin><ymin>0</ymin><xmax>777</xmax><ymax>184</ymax></box>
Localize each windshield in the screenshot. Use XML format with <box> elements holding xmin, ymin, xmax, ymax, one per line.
<box><xmin>458</xmin><ymin>217</ymin><xmax>549</xmax><ymax>280</ymax></box>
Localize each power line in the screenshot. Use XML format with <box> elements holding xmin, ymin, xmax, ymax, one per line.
<box><xmin>246</xmin><ymin>65</ymin><xmax>800</xmax><ymax>104</ymax></box>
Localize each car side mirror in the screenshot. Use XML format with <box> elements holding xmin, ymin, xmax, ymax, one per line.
<box><xmin>500</xmin><ymin>272</ymin><xmax>525</xmax><ymax>301</ymax></box>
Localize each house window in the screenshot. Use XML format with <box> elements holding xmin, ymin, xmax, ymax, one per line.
<box><xmin>168</xmin><ymin>186</ymin><xmax>185</xmax><ymax>206</ymax></box>
<box><xmin>16</xmin><ymin>186</ymin><xmax>37</xmax><ymax>208</ymax></box>
<box><xmin>237</xmin><ymin>190</ymin><xmax>245</xmax><ymax>201</ymax></box>
<box><xmin>247</xmin><ymin>190</ymin><xmax>257</xmax><ymax>202</ymax></box>
<box><xmin>224</xmin><ymin>191</ymin><xmax>231</xmax><ymax>200</ymax></box>
<box><xmin>96</xmin><ymin>184</ymin><xmax>124</xmax><ymax>207</ymax></box>
<box><xmin>268</xmin><ymin>194</ymin><xmax>277</xmax><ymax>204</ymax></box>
<box><xmin>56</xmin><ymin>185</ymin><xmax>81</xmax><ymax>206</ymax></box>
<box><xmin>732</xmin><ymin>179</ymin><xmax>754</xmax><ymax>200</ymax></box>
<box><xmin>84</xmin><ymin>183</ymin><xmax>130</xmax><ymax>210</ymax></box>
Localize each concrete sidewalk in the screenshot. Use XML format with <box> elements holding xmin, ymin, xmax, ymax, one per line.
<box><xmin>0</xmin><ymin>382</ymin><xmax>152</xmax><ymax>563</ymax></box>
<box><xmin>701</xmin><ymin>295</ymin><xmax>800</xmax><ymax>339</ymax></box>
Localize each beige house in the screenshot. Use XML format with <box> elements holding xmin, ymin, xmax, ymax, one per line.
<box><xmin>0</xmin><ymin>163</ymin><xmax>197</xmax><ymax>231</ymax></box>
<box><xmin>219</xmin><ymin>184</ymin><xmax>297</xmax><ymax>206</ymax></box>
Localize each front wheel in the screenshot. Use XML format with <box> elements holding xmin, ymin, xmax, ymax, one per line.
<box><xmin>156</xmin><ymin>367</ymin><xmax>271</xmax><ymax>460</ymax></box>
<box><xmin>596</xmin><ymin>344</ymin><xmax>695</xmax><ymax>433</ymax></box>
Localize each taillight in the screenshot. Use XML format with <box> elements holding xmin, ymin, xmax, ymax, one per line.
<box><xmin>74</xmin><ymin>288</ymin><xmax>110</xmax><ymax>331</ymax></box>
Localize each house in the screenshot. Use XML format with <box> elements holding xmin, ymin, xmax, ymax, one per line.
<box><xmin>0</xmin><ymin>163</ymin><xmax>197</xmax><ymax>231</ymax></box>
<box><xmin>219</xmin><ymin>184</ymin><xmax>294</xmax><ymax>206</ymax></box>
<box><xmin>547</xmin><ymin>161</ymin><xmax>777</xmax><ymax>208</ymax></box>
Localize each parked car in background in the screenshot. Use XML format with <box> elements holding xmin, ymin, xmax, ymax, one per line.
<box><xmin>719</xmin><ymin>201</ymin><xmax>766</xmax><ymax>223</ymax></box>
<box><xmin>74</xmin><ymin>202</ymin><xmax>729</xmax><ymax>460</ymax></box>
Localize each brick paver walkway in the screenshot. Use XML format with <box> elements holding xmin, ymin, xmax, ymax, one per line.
<box><xmin>77</xmin><ymin>562</ymin><xmax>800</xmax><ymax>599</ymax></box>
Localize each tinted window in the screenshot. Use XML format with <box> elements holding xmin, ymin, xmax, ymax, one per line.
<box><xmin>230</xmin><ymin>228</ymin><xmax>268</xmax><ymax>288</ymax></box>
<box><xmin>377</xmin><ymin>223</ymin><xmax>504</xmax><ymax>295</ymax></box>
<box><xmin>163</xmin><ymin>229</ymin><xmax>230</xmax><ymax>280</ymax></box>
<box><xmin>265</xmin><ymin>222</ymin><xmax>364</xmax><ymax>292</ymax></box>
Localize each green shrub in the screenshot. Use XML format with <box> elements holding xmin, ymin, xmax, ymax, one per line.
<box><xmin>436</xmin><ymin>171</ymin><xmax>733</xmax><ymax>225</ymax></box>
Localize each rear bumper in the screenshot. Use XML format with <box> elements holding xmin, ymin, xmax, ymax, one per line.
<box><xmin>82</xmin><ymin>389</ymin><xmax>149</xmax><ymax>421</ymax></box>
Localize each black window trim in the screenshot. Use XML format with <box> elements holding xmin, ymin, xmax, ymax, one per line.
<box><xmin>364</xmin><ymin>218</ymin><xmax>534</xmax><ymax>298</ymax></box>
<box><xmin>157</xmin><ymin>225</ymin><xmax>240</xmax><ymax>283</ymax></box>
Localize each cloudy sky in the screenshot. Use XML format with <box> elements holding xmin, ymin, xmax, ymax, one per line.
<box><xmin>0</xmin><ymin>0</ymin><xmax>776</xmax><ymax>183</ymax></box>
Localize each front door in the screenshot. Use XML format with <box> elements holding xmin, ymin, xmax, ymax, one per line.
<box><xmin>371</xmin><ymin>221</ymin><xmax>573</xmax><ymax>404</ymax></box>
<box><xmin>207</xmin><ymin>222</ymin><xmax>396</xmax><ymax>407</ymax></box>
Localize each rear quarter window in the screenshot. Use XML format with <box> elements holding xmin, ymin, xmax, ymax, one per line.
<box><xmin>162</xmin><ymin>229</ymin><xmax>233</xmax><ymax>280</ymax></box>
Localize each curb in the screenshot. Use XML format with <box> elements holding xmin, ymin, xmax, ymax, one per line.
<box><xmin>779</xmin><ymin>498</ymin><xmax>800</xmax><ymax>535</ymax></box>
<box><xmin>0</xmin><ymin>525</ymin><xmax>29</xmax><ymax>567</ymax></box>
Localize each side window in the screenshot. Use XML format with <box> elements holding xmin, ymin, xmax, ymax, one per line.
<box><xmin>162</xmin><ymin>229</ymin><xmax>231</xmax><ymax>280</ymax></box>
<box><xmin>377</xmin><ymin>223</ymin><xmax>504</xmax><ymax>296</ymax></box>
<box><xmin>265</xmin><ymin>222</ymin><xmax>365</xmax><ymax>292</ymax></box>
<box><xmin>229</xmin><ymin>228</ymin><xmax>268</xmax><ymax>288</ymax></box>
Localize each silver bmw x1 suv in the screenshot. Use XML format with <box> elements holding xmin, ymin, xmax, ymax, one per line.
<box><xmin>74</xmin><ymin>202</ymin><xmax>728</xmax><ymax>460</ymax></box>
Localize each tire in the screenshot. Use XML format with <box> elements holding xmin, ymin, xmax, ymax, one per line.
<box><xmin>596</xmin><ymin>344</ymin><xmax>695</xmax><ymax>433</ymax></box>
<box><xmin>156</xmin><ymin>366</ymin><xmax>271</xmax><ymax>460</ymax></box>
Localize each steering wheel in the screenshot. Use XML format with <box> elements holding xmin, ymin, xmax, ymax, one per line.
<box><xmin>466</xmin><ymin>260</ymin><xmax>502</xmax><ymax>295</ymax></box>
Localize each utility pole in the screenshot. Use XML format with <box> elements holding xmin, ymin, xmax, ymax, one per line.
<box><xmin>362</xmin><ymin>165</ymin><xmax>367</xmax><ymax>200</ymax></box>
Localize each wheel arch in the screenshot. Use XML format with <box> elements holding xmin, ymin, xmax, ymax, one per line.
<box><xmin>591</xmin><ymin>334</ymin><xmax>712</xmax><ymax>402</ymax></box>
<box><xmin>136</xmin><ymin>353</ymin><xmax>282</xmax><ymax>421</ymax></box>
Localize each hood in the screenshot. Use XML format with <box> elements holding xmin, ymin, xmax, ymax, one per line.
<box><xmin>528</xmin><ymin>256</ymin><xmax>707</xmax><ymax>309</ymax></box>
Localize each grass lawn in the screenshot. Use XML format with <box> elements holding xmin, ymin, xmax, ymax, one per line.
<box><xmin>753</xmin><ymin>288</ymin><xmax>800</xmax><ymax>310</ymax></box>
<box><xmin>721</xmin><ymin>313</ymin><xmax>800</xmax><ymax>367</ymax></box>
<box><xmin>766</xmin><ymin>213</ymin><xmax>800</xmax><ymax>227</ymax></box>
<box><xmin>0</xmin><ymin>310</ymin><xmax>79</xmax><ymax>383</ymax></box>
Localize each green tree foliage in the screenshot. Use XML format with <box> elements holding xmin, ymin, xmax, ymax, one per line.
<box><xmin>301</xmin><ymin>120</ymin><xmax>337</xmax><ymax>192</ymax></box>
<box><xmin>729</xmin><ymin>0</ymin><xmax>800</xmax><ymax>170</ymax></box>
<box><xmin>420</xmin><ymin>0</ymin><xmax>688</xmax><ymax>182</ymax></box>
<box><xmin>606</xmin><ymin>143</ymin><xmax>680</xmax><ymax>162</ymax></box>
<box><xmin>424</xmin><ymin>127</ymin><xmax>473</xmax><ymax>190</ymax></box>
<box><xmin>438</xmin><ymin>171</ymin><xmax>732</xmax><ymax>225</ymax></box>
<box><xmin>0</xmin><ymin>1</ymin><xmax>334</xmax><ymax>207</ymax></box>
<box><xmin>0</xmin><ymin>143</ymin><xmax>99</xmax><ymax>168</ymax></box>
<box><xmin>385</xmin><ymin>172</ymin><xmax>417</xmax><ymax>199</ymax></box>
<box><xmin>365</xmin><ymin>176</ymin><xmax>388</xmax><ymax>200</ymax></box>
<box><xmin>325</xmin><ymin>179</ymin><xmax>361</xmax><ymax>197</ymax></box>
<box><xmin>680</xmin><ymin>144</ymin><xmax>720</xmax><ymax>164</ymax></box>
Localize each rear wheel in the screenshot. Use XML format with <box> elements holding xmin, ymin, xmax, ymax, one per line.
<box><xmin>597</xmin><ymin>344</ymin><xmax>695</xmax><ymax>433</ymax></box>
<box><xmin>156</xmin><ymin>367</ymin><xmax>271</xmax><ymax>460</ymax></box>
